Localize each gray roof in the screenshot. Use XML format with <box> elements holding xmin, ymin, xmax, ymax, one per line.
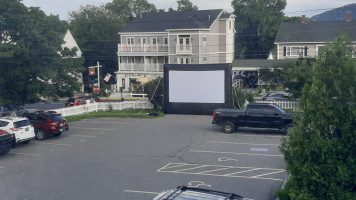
<box><xmin>232</xmin><ymin>59</ymin><xmax>295</xmax><ymax>68</ymax></box>
<box><xmin>120</xmin><ymin>9</ymin><xmax>227</xmax><ymax>33</ymax></box>
<box><xmin>275</xmin><ymin>20</ymin><xmax>356</xmax><ymax>43</ymax></box>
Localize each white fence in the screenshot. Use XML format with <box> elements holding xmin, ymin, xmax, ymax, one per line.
<box><xmin>254</xmin><ymin>100</ymin><xmax>298</xmax><ymax>110</ymax></box>
<box><xmin>49</xmin><ymin>101</ymin><xmax>154</xmax><ymax>117</ymax></box>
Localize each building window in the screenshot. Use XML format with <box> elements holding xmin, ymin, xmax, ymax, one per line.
<box><xmin>164</xmin><ymin>37</ymin><xmax>168</xmax><ymax>46</ymax></box>
<box><xmin>128</xmin><ymin>57</ymin><xmax>135</xmax><ymax>64</ymax></box>
<box><xmin>283</xmin><ymin>46</ymin><xmax>307</xmax><ymax>57</ymax></box>
<box><xmin>178</xmin><ymin>57</ymin><xmax>190</xmax><ymax>64</ymax></box>
<box><xmin>127</xmin><ymin>37</ymin><xmax>134</xmax><ymax>46</ymax></box>
<box><xmin>151</xmin><ymin>38</ymin><xmax>157</xmax><ymax>45</ymax></box>
<box><xmin>203</xmin><ymin>57</ymin><xmax>207</xmax><ymax>62</ymax></box>
<box><xmin>202</xmin><ymin>36</ymin><xmax>207</xmax><ymax>47</ymax></box>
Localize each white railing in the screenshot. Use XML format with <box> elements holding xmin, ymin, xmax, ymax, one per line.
<box><xmin>254</xmin><ymin>100</ymin><xmax>298</xmax><ymax>110</ymax></box>
<box><xmin>119</xmin><ymin>63</ymin><xmax>164</xmax><ymax>72</ymax></box>
<box><xmin>49</xmin><ymin>101</ymin><xmax>154</xmax><ymax>117</ymax></box>
<box><xmin>118</xmin><ymin>44</ymin><xmax>168</xmax><ymax>53</ymax></box>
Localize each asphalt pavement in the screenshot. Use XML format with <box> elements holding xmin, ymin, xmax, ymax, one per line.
<box><xmin>0</xmin><ymin>115</ymin><xmax>286</xmax><ymax>200</ymax></box>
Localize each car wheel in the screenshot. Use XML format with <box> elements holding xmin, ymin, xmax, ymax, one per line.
<box><xmin>36</xmin><ymin>130</ymin><xmax>47</xmax><ymax>140</ymax></box>
<box><xmin>222</xmin><ymin>121</ymin><xmax>235</xmax><ymax>134</ymax></box>
<box><xmin>53</xmin><ymin>132</ymin><xmax>62</xmax><ymax>137</ymax></box>
<box><xmin>0</xmin><ymin>149</ymin><xmax>10</xmax><ymax>155</ymax></box>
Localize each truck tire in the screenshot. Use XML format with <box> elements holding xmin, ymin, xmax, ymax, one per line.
<box><xmin>223</xmin><ymin>121</ymin><xmax>235</xmax><ymax>134</ymax></box>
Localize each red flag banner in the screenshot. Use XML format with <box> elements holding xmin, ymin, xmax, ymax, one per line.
<box><xmin>89</xmin><ymin>68</ymin><xmax>95</xmax><ymax>75</ymax></box>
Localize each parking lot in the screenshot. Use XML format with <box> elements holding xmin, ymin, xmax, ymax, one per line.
<box><xmin>0</xmin><ymin>115</ymin><xmax>286</xmax><ymax>200</ymax></box>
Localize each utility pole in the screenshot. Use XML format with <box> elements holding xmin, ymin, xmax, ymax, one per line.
<box><xmin>96</xmin><ymin>61</ymin><xmax>102</xmax><ymax>88</ymax></box>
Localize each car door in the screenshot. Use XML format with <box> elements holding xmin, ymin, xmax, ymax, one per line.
<box><xmin>245</xmin><ymin>105</ymin><xmax>266</xmax><ymax>128</ymax></box>
<box><xmin>263</xmin><ymin>105</ymin><xmax>282</xmax><ymax>128</ymax></box>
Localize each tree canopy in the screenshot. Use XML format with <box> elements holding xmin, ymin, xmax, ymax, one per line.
<box><xmin>0</xmin><ymin>0</ymin><xmax>84</xmax><ymax>105</ymax></box>
<box><xmin>232</xmin><ymin>0</ymin><xmax>286</xmax><ymax>59</ymax></box>
<box><xmin>177</xmin><ymin>0</ymin><xmax>198</xmax><ymax>11</ymax></box>
<box><xmin>280</xmin><ymin>35</ymin><xmax>356</xmax><ymax>199</ymax></box>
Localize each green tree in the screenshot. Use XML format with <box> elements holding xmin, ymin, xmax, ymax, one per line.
<box><xmin>280</xmin><ymin>35</ymin><xmax>356</xmax><ymax>199</ymax></box>
<box><xmin>232</xmin><ymin>0</ymin><xmax>286</xmax><ymax>58</ymax></box>
<box><xmin>0</xmin><ymin>0</ymin><xmax>84</xmax><ymax>105</ymax></box>
<box><xmin>177</xmin><ymin>0</ymin><xmax>198</xmax><ymax>11</ymax></box>
<box><xmin>144</xmin><ymin>77</ymin><xmax>164</xmax><ymax>109</ymax></box>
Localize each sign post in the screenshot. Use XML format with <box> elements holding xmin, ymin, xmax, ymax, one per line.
<box><xmin>89</xmin><ymin>61</ymin><xmax>102</xmax><ymax>91</ymax></box>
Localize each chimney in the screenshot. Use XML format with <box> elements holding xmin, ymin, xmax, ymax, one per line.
<box><xmin>346</xmin><ymin>12</ymin><xmax>351</xmax><ymax>21</ymax></box>
<box><xmin>301</xmin><ymin>15</ymin><xmax>305</xmax><ymax>23</ymax></box>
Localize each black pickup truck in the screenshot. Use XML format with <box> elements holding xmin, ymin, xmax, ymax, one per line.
<box><xmin>212</xmin><ymin>103</ymin><xmax>293</xmax><ymax>133</ymax></box>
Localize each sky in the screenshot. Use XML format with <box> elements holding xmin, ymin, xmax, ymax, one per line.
<box><xmin>22</xmin><ymin>0</ymin><xmax>355</xmax><ymax>21</ymax></box>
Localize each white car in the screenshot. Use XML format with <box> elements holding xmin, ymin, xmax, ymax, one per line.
<box><xmin>0</xmin><ymin>117</ymin><xmax>35</xmax><ymax>144</ymax></box>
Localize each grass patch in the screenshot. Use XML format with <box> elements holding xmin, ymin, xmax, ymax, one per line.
<box><xmin>65</xmin><ymin>109</ymin><xmax>163</xmax><ymax>122</ymax></box>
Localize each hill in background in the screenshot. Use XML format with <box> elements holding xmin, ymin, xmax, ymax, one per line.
<box><xmin>312</xmin><ymin>3</ymin><xmax>356</xmax><ymax>21</ymax></box>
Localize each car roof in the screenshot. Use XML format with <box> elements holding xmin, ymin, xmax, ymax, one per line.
<box><xmin>0</xmin><ymin>117</ymin><xmax>29</xmax><ymax>122</ymax></box>
<box><xmin>155</xmin><ymin>186</ymin><xmax>245</xmax><ymax>200</ymax></box>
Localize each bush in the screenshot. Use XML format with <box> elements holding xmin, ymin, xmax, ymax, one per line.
<box><xmin>232</xmin><ymin>87</ymin><xmax>254</xmax><ymax>108</ymax></box>
<box><xmin>144</xmin><ymin>76</ymin><xmax>164</xmax><ymax>109</ymax></box>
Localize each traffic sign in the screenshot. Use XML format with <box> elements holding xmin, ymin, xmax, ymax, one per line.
<box><xmin>93</xmin><ymin>85</ymin><xmax>100</xmax><ymax>93</ymax></box>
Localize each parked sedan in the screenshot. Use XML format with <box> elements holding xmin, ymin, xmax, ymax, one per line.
<box><xmin>0</xmin><ymin>106</ymin><xmax>28</xmax><ymax>117</ymax></box>
<box><xmin>262</xmin><ymin>91</ymin><xmax>292</xmax><ymax>101</ymax></box>
<box><xmin>65</xmin><ymin>96</ymin><xmax>104</xmax><ymax>107</ymax></box>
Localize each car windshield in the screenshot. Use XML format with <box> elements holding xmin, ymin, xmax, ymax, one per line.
<box><xmin>272</xmin><ymin>105</ymin><xmax>286</xmax><ymax>114</ymax></box>
<box><xmin>49</xmin><ymin>114</ymin><xmax>64</xmax><ymax>121</ymax></box>
<box><xmin>0</xmin><ymin>120</ymin><xmax>9</xmax><ymax>127</ymax></box>
<box><xmin>14</xmin><ymin>120</ymin><xmax>31</xmax><ymax>128</ymax></box>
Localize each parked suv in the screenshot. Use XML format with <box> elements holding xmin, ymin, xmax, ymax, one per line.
<box><xmin>65</xmin><ymin>96</ymin><xmax>103</xmax><ymax>107</ymax></box>
<box><xmin>153</xmin><ymin>186</ymin><xmax>250</xmax><ymax>200</ymax></box>
<box><xmin>24</xmin><ymin>111</ymin><xmax>69</xmax><ymax>140</ymax></box>
<box><xmin>0</xmin><ymin>117</ymin><xmax>35</xmax><ymax>144</ymax></box>
<box><xmin>0</xmin><ymin>129</ymin><xmax>14</xmax><ymax>155</ymax></box>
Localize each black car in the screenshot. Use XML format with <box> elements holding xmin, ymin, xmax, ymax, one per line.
<box><xmin>153</xmin><ymin>186</ymin><xmax>250</xmax><ymax>200</ymax></box>
<box><xmin>0</xmin><ymin>129</ymin><xmax>14</xmax><ymax>155</ymax></box>
<box><xmin>261</xmin><ymin>91</ymin><xmax>292</xmax><ymax>101</ymax></box>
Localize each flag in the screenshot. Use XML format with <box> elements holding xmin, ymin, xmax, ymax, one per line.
<box><xmin>89</xmin><ymin>68</ymin><xmax>95</xmax><ymax>75</ymax></box>
<box><xmin>104</xmin><ymin>73</ymin><xmax>112</xmax><ymax>82</ymax></box>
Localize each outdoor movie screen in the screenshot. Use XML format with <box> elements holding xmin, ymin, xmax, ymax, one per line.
<box><xmin>168</xmin><ymin>70</ymin><xmax>225</xmax><ymax>103</ymax></box>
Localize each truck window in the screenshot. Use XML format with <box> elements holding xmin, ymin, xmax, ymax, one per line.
<box><xmin>246</xmin><ymin>105</ymin><xmax>261</xmax><ymax>113</ymax></box>
<box><xmin>263</xmin><ymin>106</ymin><xmax>276</xmax><ymax>114</ymax></box>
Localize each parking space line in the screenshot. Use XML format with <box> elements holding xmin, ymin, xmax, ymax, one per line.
<box><xmin>190</xmin><ymin>150</ymin><xmax>283</xmax><ymax>157</ymax></box>
<box><xmin>252</xmin><ymin>170</ymin><xmax>284</xmax><ymax>178</ymax></box>
<box><xmin>10</xmin><ymin>152</ymin><xmax>41</xmax><ymax>156</ymax></box>
<box><xmin>157</xmin><ymin>163</ymin><xmax>285</xmax><ymax>181</ymax></box>
<box><xmin>32</xmin><ymin>142</ymin><xmax>72</xmax><ymax>146</ymax></box>
<box><xmin>239</xmin><ymin>134</ymin><xmax>283</xmax><ymax>138</ymax></box>
<box><xmin>74</xmin><ymin>121</ymin><xmax>136</xmax><ymax>125</ymax></box>
<box><xmin>70</xmin><ymin>127</ymin><xmax>117</xmax><ymax>131</ymax></box>
<box><xmin>124</xmin><ymin>190</ymin><xmax>160</xmax><ymax>195</ymax></box>
<box><xmin>68</xmin><ymin>135</ymin><xmax>97</xmax><ymax>138</ymax></box>
<box><xmin>206</xmin><ymin>141</ymin><xmax>279</xmax><ymax>146</ymax></box>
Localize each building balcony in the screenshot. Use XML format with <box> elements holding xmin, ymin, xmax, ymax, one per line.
<box><xmin>118</xmin><ymin>44</ymin><xmax>168</xmax><ymax>54</ymax></box>
<box><xmin>176</xmin><ymin>44</ymin><xmax>192</xmax><ymax>54</ymax></box>
<box><xmin>119</xmin><ymin>63</ymin><xmax>164</xmax><ymax>73</ymax></box>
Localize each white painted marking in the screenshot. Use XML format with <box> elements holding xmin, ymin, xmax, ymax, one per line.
<box><xmin>124</xmin><ymin>190</ymin><xmax>160</xmax><ymax>195</ymax></box>
<box><xmin>218</xmin><ymin>157</ymin><xmax>238</xmax><ymax>162</ymax></box>
<box><xmin>190</xmin><ymin>150</ymin><xmax>283</xmax><ymax>157</ymax></box>
<box><xmin>10</xmin><ymin>152</ymin><xmax>41</xmax><ymax>156</ymax></box>
<box><xmin>250</xmin><ymin>148</ymin><xmax>269</xmax><ymax>152</ymax></box>
<box><xmin>70</xmin><ymin>127</ymin><xmax>117</xmax><ymax>131</ymax></box>
<box><xmin>33</xmin><ymin>142</ymin><xmax>72</xmax><ymax>146</ymax></box>
<box><xmin>223</xmin><ymin>168</ymin><xmax>259</xmax><ymax>176</ymax></box>
<box><xmin>195</xmin><ymin>167</ymin><xmax>231</xmax><ymax>175</ymax></box>
<box><xmin>0</xmin><ymin>167</ymin><xmax>3</xmax><ymax>169</ymax></box>
<box><xmin>68</xmin><ymin>135</ymin><xmax>97</xmax><ymax>138</ymax></box>
<box><xmin>188</xmin><ymin>181</ymin><xmax>211</xmax><ymax>188</ymax></box>
<box><xmin>239</xmin><ymin>134</ymin><xmax>283</xmax><ymax>138</ymax></box>
<box><xmin>74</xmin><ymin>121</ymin><xmax>135</xmax><ymax>124</ymax></box>
<box><xmin>252</xmin><ymin>170</ymin><xmax>285</xmax><ymax>178</ymax></box>
<box><xmin>207</xmin><ymin>141</ymin><xmax>279</xmax><ymax>146</ymax></box>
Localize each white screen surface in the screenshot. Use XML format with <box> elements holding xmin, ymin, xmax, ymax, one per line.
<box><xmin>169</xmin><ymin>70</ymin><xmax>225</xmax><ymax>103</ymax></box>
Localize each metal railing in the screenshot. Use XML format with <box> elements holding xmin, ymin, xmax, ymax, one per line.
<box><xmin>49</xmin><ymin>101</ymin><xmax>154</xmax><ymax>117</ymax></box>
<box><xmin>119</xmin><ymin>63</ymin><xmax>164</xmax><ymax>72</ymax></box>
<box><xmin>254</xmin><ymin>100</ymin><xmax>298</xmax><ymax>110</ymax></box>
<box><xmin>118</xmin><ymin>44</ymin><xmax>168</xmax><ymax>53</ymax></box>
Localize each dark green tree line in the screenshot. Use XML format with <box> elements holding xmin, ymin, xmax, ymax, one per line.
<box><xmin>0</xmin><ymin>0</ymin><xmax>84</xmax><ymax>105</ymax></box>
<box><xmin>232</xmin><ymin>0</ymin><xmax>286</xmax><ymax>59</ymax></box>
